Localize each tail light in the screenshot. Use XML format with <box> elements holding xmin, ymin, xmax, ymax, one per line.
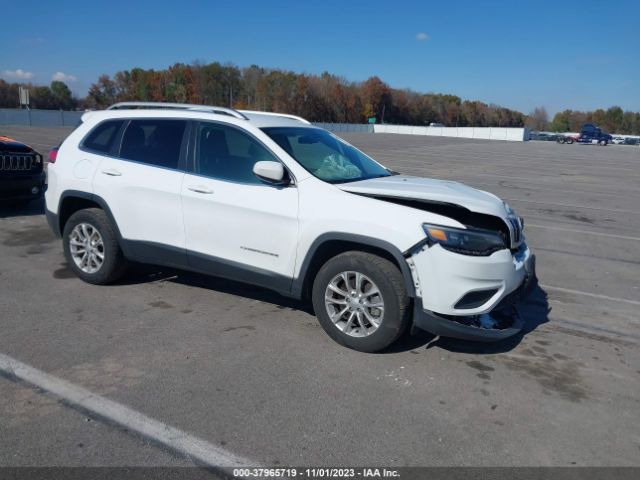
<box><xmin>48</xmin><ymin>148</ymin><xmax>58</xmax><ymax>164</ymax></box>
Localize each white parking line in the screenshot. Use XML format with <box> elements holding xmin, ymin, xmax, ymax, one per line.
<box><xmin>526</xmin><ymin>223</ymin><xmax>640</xmax><ymax>241</ymax></box>
<box><xmin>0</xmin><ymin>353</ymin><xmax>253</xmax><ymax>469</ymax></box>
<box><xmin>541</xmin><ymin>285</ymin><xmax>640</xmax><ymax>306</ymax></box>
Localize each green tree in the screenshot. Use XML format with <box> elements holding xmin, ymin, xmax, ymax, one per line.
<box><xmin>550</xmin><ymin>110</ymin><xmax>572</xmax><ymax>132</ymax></box>
<box><xmin>50</xmin><ymin>80</ymin><xmax>74</xmax><ymax>109</ymax></box>
<box><xmin>604</xmin><ymin>106</ymin><xmax>623</xmax><ymax>133</ymax></box>
<box><xmin>31</xmin><ymin>86</ymin><xmax>57</xmax><ymax>109</ymax></box>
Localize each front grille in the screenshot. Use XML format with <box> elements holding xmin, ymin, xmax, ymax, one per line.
<box><xmin>0</xmin><ymin>153</ymin><xmax>41</xmax><ymax>172</ymax></box>
<box><xmin>508</xmin><ymin>216</ymin><xmax>523</xmax><ymax>246</ymax></box>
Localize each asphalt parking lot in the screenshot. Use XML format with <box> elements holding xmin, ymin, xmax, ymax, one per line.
<box><xmin>1</xmin><ymin>126</ymin><xmax>639</xmax><ymax>468</ymax></box>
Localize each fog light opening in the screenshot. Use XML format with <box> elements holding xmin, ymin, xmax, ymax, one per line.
<box><xmin>31</xmin><ymin>186</ymin><xmax>40</xmax><ymax>195</ymax></box>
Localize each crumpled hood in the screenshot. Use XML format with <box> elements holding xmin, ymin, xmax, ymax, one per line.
<box><xmin>337</xmin><ymin>175</ymin><xmax>509</xmax><ymax>219</ymax></box>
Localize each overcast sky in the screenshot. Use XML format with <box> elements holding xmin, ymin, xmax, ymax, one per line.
<box><xmin>1</xmin><ymin>0</ymin><xmax>638</xmax><ymax>115</ymax></box>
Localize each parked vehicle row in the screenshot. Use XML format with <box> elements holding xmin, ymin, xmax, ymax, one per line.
<box><xmin>43</xmin><ymin>102</ymin><xmax>535</xmax><ymax>352</ymax></box>
<box><xmin>529</xmin><ymin>132</ymin><xmax>561</xmax><ymax>142</ymax></box>
<box><xmin>531</xmin><ymin>123</ymin><xmax>640</xmax><ymax>146</ymax></box>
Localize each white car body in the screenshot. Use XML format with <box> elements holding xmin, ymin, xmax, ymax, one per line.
<box><xmin>46</xmin><ymin>103</ymin><xmax>535</xmax><ymax>343</ymax></box>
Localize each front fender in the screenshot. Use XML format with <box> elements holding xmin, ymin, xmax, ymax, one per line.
<box><xmin>291</xmin><ymin>232</ymin><xmax>417</xmax><ymax>299</ymax></box>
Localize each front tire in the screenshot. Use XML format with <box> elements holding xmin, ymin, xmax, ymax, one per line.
<box><xmin>312</xmin><ymin>251</ymin><xmax>411</xmax><ymax>352</ymax></box>
<box><xmin>62</xmin><ymin>208</ymin><xmax>127</xmax><ymax>284</ymax></box>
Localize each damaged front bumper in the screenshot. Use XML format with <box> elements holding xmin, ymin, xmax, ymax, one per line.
<box><xmin>410</xmin><ymin>243</ymin><xmax>536</xmax><ymax>341</ymax></box>
<box><xmin>412</xmin><ymin>293</ymin><xmax>528</xmax><ymax>342</ymax></box>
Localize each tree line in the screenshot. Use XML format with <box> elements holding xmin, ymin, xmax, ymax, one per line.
<box><xmin>81</xmin><ymin>62</ymin><xmax>526</xmax><ymax>127</ymax></box>
<box><xmin>1</xmin><ymin>60</ymin><xmax>639</xmax><ymax>134</ymax></box>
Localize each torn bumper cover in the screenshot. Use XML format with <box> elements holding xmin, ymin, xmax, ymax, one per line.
<box><xmin>411</xmin><ymin>246</ymin><xmax>536</xmax><ymax>341</ymax></box>
<box><xmin>413</xmin><ymin>293</ymin><xmax>528</xmax><ymax>342</ymax></box>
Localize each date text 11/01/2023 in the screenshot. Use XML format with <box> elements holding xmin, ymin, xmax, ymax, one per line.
<box><xmin>232</xmin><ymin>468</ymin><xmax>401</xmax><ymax>478</ymax></box>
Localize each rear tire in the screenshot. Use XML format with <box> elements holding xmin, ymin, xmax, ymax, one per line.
<box><xmin>62</xmin><ymin>208</ymin><xmax>127</xmax><ymax>284</ymax></box>
<box><xmin>312</xmin><ymin>251</ymin><xmax>411</xmax><ymax>352</ymax></box>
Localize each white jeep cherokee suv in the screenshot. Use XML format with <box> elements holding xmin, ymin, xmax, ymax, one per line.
<box><xmin>45</xmin><ymin>102</ymin><xmax>535</xmax><ymax>352</ymax></box>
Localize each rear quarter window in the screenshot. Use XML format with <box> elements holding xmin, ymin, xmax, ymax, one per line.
<box><xmin>82</xmin><ymin>120</ymin><xmax>124</xmax><ymax>154</ymax></box>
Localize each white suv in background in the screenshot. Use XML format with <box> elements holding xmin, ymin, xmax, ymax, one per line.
<box><xmin>45</xmin><ymin>102</ymin><xmax>535</xmax><ymax>352</ymax></box>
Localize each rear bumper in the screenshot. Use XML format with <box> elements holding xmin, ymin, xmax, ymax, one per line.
<box><xmin>46</xmin><ymin>208</ymin><xmax>61</xmax><ymax>237</ymax></box>
<box><xmin>0</xmin><ymin>172</ymin><xmax>46</xmax><ymax>200</ymax></box>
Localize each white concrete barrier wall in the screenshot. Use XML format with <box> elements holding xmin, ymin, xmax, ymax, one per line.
<box><xmin>457</xmin><ymin>127</ymin><xmax>475</xmax><ymax>138</ymax></box>
<box><xmin>369</xmin><ymin>124</ymin><xmax>528</xmax><ymax>141</ymax></box>
<box><xmin>473</xmin><ymin>128</ymin><xmax>491</xmax><ymax>140</ymax></box>
<box><xmin>309</xmin><ymin>122</ymin><xmax>529</xmax><ymax>141</ymax></box>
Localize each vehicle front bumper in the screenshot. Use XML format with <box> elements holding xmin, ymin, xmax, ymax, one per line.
<box><xmin>409</xmin><ymin>242</ymin><xmax>536</xmax><ymax>341</ymax></box>
<box><xmin>0</xmin><ymin>172</ymin><xmax>46</xmax><ymax>201</ymax></box>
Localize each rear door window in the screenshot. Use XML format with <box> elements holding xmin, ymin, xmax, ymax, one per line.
<box><xmin>119</xmin><ymin>119</ymin><xmax>187</xmax><ymax>170</ymax></box>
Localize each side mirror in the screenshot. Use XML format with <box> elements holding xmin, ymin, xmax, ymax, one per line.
<box><xmin>253</xmin><ymin>161</ymin><xmax>288</xmax><ymax>184</ymax></box>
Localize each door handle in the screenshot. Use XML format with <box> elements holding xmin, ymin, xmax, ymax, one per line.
<box><xmin>187</xmin><ymin>185</ymin><xmax>213</xmax><ymax>194</ymax></box>
<box><xmin>101</xmin><ymin>168</ymin><xmax>122</xmax><ymax>177</ymax></box>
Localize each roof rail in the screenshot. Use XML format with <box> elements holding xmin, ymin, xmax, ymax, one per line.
<box><xmin>107</xmin><ymin>102</ymin><xmax>249</xmax><ymax>120</ymax></box>
<box><xmin>238</xmin><ymin>109</ymin><xmax>311</xmax><ymax>125</ymax></box>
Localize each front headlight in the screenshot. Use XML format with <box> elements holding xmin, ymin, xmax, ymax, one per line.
<box><xmin>422</xmin><ymin>224</ymin><xmax>507</xmax><ymax>256</ymax></box>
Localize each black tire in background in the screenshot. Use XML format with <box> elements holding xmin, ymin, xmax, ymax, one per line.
<box><xmin>312</xmin><ymin>251</ymin><xmax>411</xmax><ymax>353</ymax></box>
<box><xmin>62</xmin><ymin>208</ymin><xmax>127</xmax><ymax>284</ymax></box>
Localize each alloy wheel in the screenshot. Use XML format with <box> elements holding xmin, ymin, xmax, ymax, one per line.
<box><xmin>324</xmin><ymin>271</ymin><xmax>385</xmax><ymax>337</ymax></box>
<box><xmin>69</xmin><ymin>222</ymin><xmax>105</xmax><ymax>274</ymax></box>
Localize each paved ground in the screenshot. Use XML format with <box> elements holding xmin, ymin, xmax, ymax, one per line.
<box><xmin>1</xmin><ymin>126</ymin><xmax>639</xmax><ymax>468</ymax></box>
